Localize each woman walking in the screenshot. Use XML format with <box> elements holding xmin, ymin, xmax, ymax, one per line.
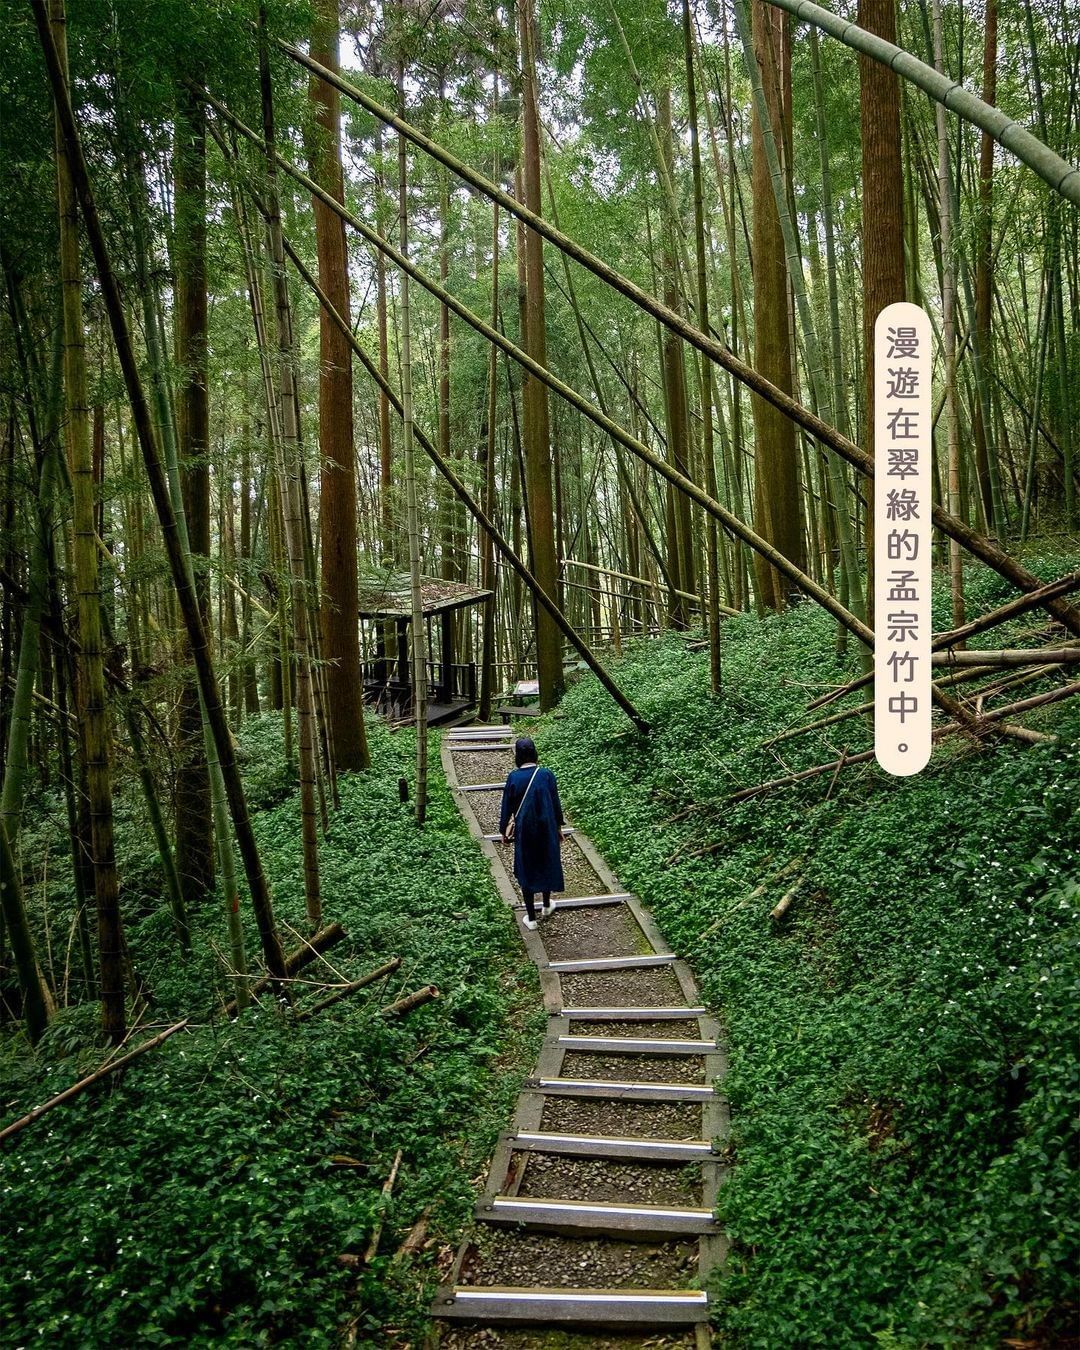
<box><xmin>499</xmin><ymin>737</ymin><xmax>565</xmax><ymax>930</ymax></box>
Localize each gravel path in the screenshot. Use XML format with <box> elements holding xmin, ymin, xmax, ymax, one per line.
<box><xmin>559</xmin><ymin>1052</ymin><xmax>707</xmax><ymax>1085</ymax></box>
<box><xmin>438</xmin><ymin>731</ymin><xmax>717</xmax><ymax>1348</ymax></box>
<box><xmin>559</xmin><ymin>968</ymin><xmax>686</xmax><ymax>1008</ymax></box>
<box><xmin>461</xmin><ymin>1228</ymin><xmax>699</xmax><ymax>1290</ymax></box>
<box><xmin>567</xmin><ymin>1020</ymin><xmax>702</xmax><ymax>1040</ymax></box>
<box><xmin>452</xmin><ymin>749</ymin><xmax>514</xmax><ymax>785</ymax></box>
<box><xmin>540</xmin><ymin>1096</ymin><xmax>705</xmax><ymax>1142</ymax></box>
<box><xmin>467</xmin><ymin>790</ymin><xmax>505</xmax><ymax>836</ymax></box>
<box><xmin>440</xmin><ymin>1328</ymin><xmax>698</xmax><ymax>1349</ymax></box>
<box><xmin>540</xmin><ymin>905</ymin><xmax>648</xmax><ymax>963</ymax></box>
<box><xmin>514</xmin><ymin>1153</ymin><xmax>702</xmax><ymax>1206</ymax></box>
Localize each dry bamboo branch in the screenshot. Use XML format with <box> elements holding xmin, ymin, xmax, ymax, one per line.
<box><xmin>726</xmin><ymin>681</ymin><xmax>1077</xmax><ymax>804</ymax></box>
<box><xmin>380</xmin><ymin>985</ymin><xmax>439</xmax><ymax>1017</ymax></box>
<box><xmin>0</xmin><ymin>1020</ymin><xmax>189</xmax><ymax>1144</ymax></box>
<box><xmin>931</xmin><ymin>647</ymin><xmax>1080</xmax><ymax>667</ymax></box>
<box><xmin>219</xmin><ymin>922</ymin><xmax>346</xmax><ymax>1018</ymax></box>
<box><xmin>295</xmin><ymin>957</ymin><xmax>402</xmax><ymax>1020</ymax></box>
<box><xmin>363</xmin><ymin>1147</ymin><xmax>403</xmax><ymax>1263</ymax></box>
<box><xmin>392</xmin><ymin>1206</ymin><xmax>433</xmax><ymax>1262</ymax></box>
<box><xmin>770</xmin><ymin>879</ymin><xmax>804</xmax><ymax>922</ymax></box>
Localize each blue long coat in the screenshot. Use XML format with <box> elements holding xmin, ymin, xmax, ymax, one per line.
<box><xmin>499</xmin><ymin>765</ymin><xmax>565</xmax><ymax>894</ymax></box>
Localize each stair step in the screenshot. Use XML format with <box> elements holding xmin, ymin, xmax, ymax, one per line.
<box><xmin>561</xmin><ymin>1006</ymin><xmax>706</xmax><ymax>1020</ymax></box>
<box><xmin>457</xmin><ymin>782</ymin><xmax>506</xmax><ymax>792</ymax></box>
<box><xmin>558</xmin><ymin>1036</ymin><xmax>716</xmax><ymax>1055</ymax></box>
<box><xmin>528</xmin><ymin>1077</ymin><xmax>716</xmax><ymax>1102</ymax></box>
<box><xmin>515</xmin><ymin>893</ymin><xmax>629</xmax><ymax>910</ymax></box>
<box><xmin>480</xmin><ymin>1196</ymin><xmax>718</xmax><ymax>1236</ymax></box>
<box><xmin>509</xmin><ymin>1130</ymin><xmax>714</xmax><ymax>1161</ymax></box>
<box><xmin>549</xmin><ymin>954</ymin><xmax>672</xmax><ymax>973</ymax></box>
<box><xmin>451</xmin><ymin>743</ymin><xmax>516</xmax><ymax>752</ymax></box>
<box><xmin>448</xmin><ymin>728</ymin><xmax>514</xmax><ymax>739</ymax></box>
<box><xmin>485</xmin><ymin>829</ymin><xmax>575</xmax><ymax>841</ymax></box>
<box><xmin>434</xmin><ymin>1286</ymin><xmax>709</xmax><ymax>1325</ymax></box>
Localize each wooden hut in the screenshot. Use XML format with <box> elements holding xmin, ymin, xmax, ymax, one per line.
<box><xmin>358</xmin><ymin>573</ymin><xmax>492</xmax><ymax>726</ymax></box>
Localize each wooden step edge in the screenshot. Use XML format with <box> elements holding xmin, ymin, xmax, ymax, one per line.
<box><xmin>527</xmin><ymin>1077</ymin><xmax>716</xmax><ymax>1102</ymax></box>
<box><xmin>479</xmin><ymin>1196</ymin><xmax>718</xmax><ymax>1235</ymax></box>
<box><xmin>456</xmin><ymin>782</ymin><xmax>507</xmax><ymax>792</ymax></box>
<box><xmin>514</xmin><ymin>893</ymin><xmax>630</xmax><ymax>910</ymax></box>
<box><xmin>433</xmin><ymin>1286</ymin><xmax>709</xmax><ymax>1324</ymax></box>
<box><xmin>557</xmin><ymin>1035</ymin><xmax>718</xmax><ymax>1055</ymax></box>
<box><xmin>509</xmin><ymin>1130</ymin><xmax>715</xmax><ymax>1161</ymax></box>
<box><xmin>485</xmin><ymin>829</ymin><xmax>576</xmax><ymax>841</ymax></box>
<box><xmin>561</xmin><ymin>1006</ymin><xmax>706</xmax><ymax>1020</ymax></box>
<box><xmin>449</xmin><ymin>743</ymin><xmax>517</xmax><ymax>751</ymax></box>
<box><xmin>548</xmin><ymin>953</ymin><xmax>673</xmax><ymax>972</ymax></box>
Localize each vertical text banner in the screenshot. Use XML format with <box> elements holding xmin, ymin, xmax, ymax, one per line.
<box><xmin>875</xmin><ymin>302</ymin><xmax>932</xmax><ymax>776</ymax></box>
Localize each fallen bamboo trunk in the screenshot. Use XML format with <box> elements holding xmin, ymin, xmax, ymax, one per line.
<box><xmin>726</xmin><ymin>680</ymin><xmax>1077</xmax><ymax>804</ymax></box>
<box><xmin>0</xmin><ymin>1020</ymin><xmax>189</xmax><ymax>1144</ymax></box>
<box><xmin>220</xmin><ymin>922</ymin><xmax>346</xmax><ymax>1018</ymax></box>
<box><xmin>931</xmin><ymin>647</ymin><xmax>1080</xmax><ymax>667</ymax></box>
<box><xmin>380</xmin><ymin>985</ymin><xmax>439</xmax><ymax>1017</ymax></box>
<box><xmin>762</xmin><ymin>661</ymin><xmax>1055</xmax><ymax>749</ymax></box>
<box><xmin>392</xmin><ymin>1205</ymin><xmax>433</xmax><ymax>1262</ymax></box>
<box><xmin>808</xmin><ymin>576</ymin><xmax>1080</xmax><ymax>712</ymax></box>
<box><xmin>770</xmin><ymin>879</ymin><xmax>804</xmax><ymax>922</ymax></box>
<box><xmin>363</xmin><ymin>1147</ymin><xmax>404</xmax><ymax>1263</ymax></box>
<box><xmin>296</xmin><ymin>956</ymin><xmax>402</xmax><ymax>1020</ymax></box>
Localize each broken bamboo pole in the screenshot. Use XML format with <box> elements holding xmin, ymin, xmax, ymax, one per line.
<box><xmin>219</xmin><ymin>922</ymin><xmax>346</xmax><ymax>1018</ymax></box>
<box><xmin>380</xmin><ymin>985</ymin><xmax>439</xmax><ymax>1017</ymax></box>
<box><xmin>0</xmin><ymin>1019</ymin><xmax>189</xmax><ymax>1145</ymax></box>
<box><xmin>296</xmin><ymin>956</ymin><xmax>402</xmax><ymax>1020</ymax></box>
<box><xmin>807</xmin><ymin>573</ymin><xmax>1080</xmax><ymax>712</ymax></box>
<box><xmin>726</xmin><ymin>681</ymin><xmax>1076</xmax><ymax>804</ymax></box>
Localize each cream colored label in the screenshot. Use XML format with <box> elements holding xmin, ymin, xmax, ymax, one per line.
<box><xmin>875</xmin><ymin>303</ymin><xmax>932</xmax><ymax>776</ymax></box>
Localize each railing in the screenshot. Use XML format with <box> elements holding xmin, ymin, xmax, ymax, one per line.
<box><xmin>361</xmin><ymin>659</ymin><xmax>476</xmax><ymax>714</ymax></box>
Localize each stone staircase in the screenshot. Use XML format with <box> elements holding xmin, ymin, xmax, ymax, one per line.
<box><xmin>433</xmin><ymin>726</ymin><xmax>727</xmax><ymax>1345</ymax></box>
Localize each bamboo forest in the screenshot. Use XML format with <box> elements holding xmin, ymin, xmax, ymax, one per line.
<box><xmin>0</xmin><ymin>0</ymin><xmax>1077</xmax><ymax>1343</ymax></box>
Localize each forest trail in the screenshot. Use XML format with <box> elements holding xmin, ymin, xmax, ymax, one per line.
<box><xmin>432</xmin><ymin>726</ymin><xmax>726</xmax><ymax>1348</ymax></box>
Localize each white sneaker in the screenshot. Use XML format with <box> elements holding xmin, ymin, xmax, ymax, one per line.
<box><xmin>522</xmin><ymin>917</ymin><xmax>538</xmax><ymax>931</ymax></box>
<box><xmin>541</xmin><ymin>900</ymin><xmax>555</xmax><ymax>918</ymax></box>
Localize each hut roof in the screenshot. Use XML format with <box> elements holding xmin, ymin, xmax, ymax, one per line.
<box><xmin>357</xmin><ymin>572</ymin><xmax>492</xmax><ymax>620</ymax></box>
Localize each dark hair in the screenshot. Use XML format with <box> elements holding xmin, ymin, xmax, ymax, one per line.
<box><xmin>515</xmin><ymin>736</ymin><xmax>538</xmax><ymax>767</ymax></box>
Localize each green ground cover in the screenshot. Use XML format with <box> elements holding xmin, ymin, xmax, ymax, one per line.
<box><xmin>0</xmin><ymin>718</ymin><xmax>542</xmax><ymax>1347</ymax></box>
<box><xmin>537</xmin><ymin>557</ymin><xmax>1079</xmax><ymax>1348</ymax></box>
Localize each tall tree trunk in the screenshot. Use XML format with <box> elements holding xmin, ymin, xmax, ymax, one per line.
<box><xmin>478</xmin><ymin>68</ymin><xmax>500</xmax><ymax>724</ymax></box>
<box><xmin>51</xmin><ymin>0</ymin><xmax>125</xmax><ymax>1040</ymax></box>
<box><xmin>517</xmin><ymin>0</ymin><xmax>563</xmax><ymax>709</ymax></box>
<box><xmin>375</xmin><ymin>119</ymin><xmax>394</xmax><ymax>556</ymax></box>
<box><xmin>749</xmin><ymin>0</ymin><xmax>803</xmax><ymax>610</ymax></box>
<box><xmin>308</xmin><ymin>0</ymin><xmax>369</xmax><ymax>771</ymax></box>
<box><xmin>261</xmin><ymin>33</ymin><xmax>323</xmax><ymax>925</ymax></box>
<box><xmin>858</xmin><ymin>0</ymin><xmax>906</xmax><ymax>619</ymax></box>
<box><xmin>657</xmin><ymin>83</ymin><xmax>697</xmax><ymax>631</ymax></box>
<box><xmin>682</xmin><ymin>7</ymin><xmax>721</xmax><ymax>689</ymax></box>
<box><xmin>174</xmin><ymin>88</ymin><xmax>215</xmax><ymax>906</ymax></box>
<box><xmin>933</xmin><ymin>0</ymin><xmax>964</xmax><ymax>629</ymax></box>
<box><xmin>972</xmin><ymin>0</ymin><xmax>1000</xmax><ymax>536</ymax></box>
<box><xmin>397</xmin><ymin>61</ymin><xmax>428</xmax><ymax>824</ymax></box>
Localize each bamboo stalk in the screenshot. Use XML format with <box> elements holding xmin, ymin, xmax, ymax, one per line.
<box><xmin>0</xmin><ymin>1020</ymin><xmax>189</xmax><ymax>1144</ymax></box>
<box><xmin>271</xmin><ymin>43</ymin><xmax>1079</xmax><ymax>636</ymax></box>
<box><xmin>295</xmin><ymin>956</ymin><xmax>402</xmax><ymax>1020</ymax></box>
<box><xmin>32</xmin><ymin>1</ymin><xmax>288</xmax><ymax>988</ymax></box>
